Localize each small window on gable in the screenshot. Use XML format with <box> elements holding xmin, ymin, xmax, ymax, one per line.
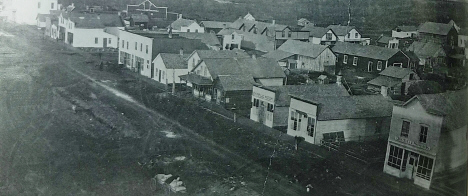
<box><xmin>377</xmin><ymin>61</ymin><xmax>383</xmax><ymax>70</ymax></box>
<box><xmin>353</xmin><ymin>57</ymin><xmax>358</xmax><ymax>66</ymax></box>
<box><xmin>419</xmin><ymin>125</ymin><xmax>428</xmax><ymax>143</ymax></box>
<box><xmin>232</xmin><ymin>34</ymin><xmax>235</xmax><ymax>39</ymax></box>
<box><xmin>343</xmin><ymin>55</ymin><xmax>348</xmax><ymax>64</ymax></box>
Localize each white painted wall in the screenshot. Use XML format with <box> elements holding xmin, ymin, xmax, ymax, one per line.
<box><xmin>222</xmin><ymin>32</ymin><xmax>242</xmax><ymax>50</ymax></box>
<box><xmin>392</xmin><ymin>30</ymin><xmax>417</xmax><ymax>39</ymax></box>
<box><xmin>287</xmin><ymin>98</ymin><xmax>318</xmax><ymax>144</ymax></box>
<box><xmin>250</xmin><ymin>86</ymin><xmax>276</xmax><ymax>127</ymax></box>
<box><xmin>7</xmin><ymin>0</ymin><xmax>57</xmax><ymax>25</ymax></box>
<box><xmin>153</xmin><ymin>54</ymin><xmax>188</xmax><ymax>84</ymax></box>
<box><xmin>72</xmin><ymin>29</ymin><xmax>118</xmax><ymax>48</ymax></box>
<box><xmin>178</xmin><ymin>22</ymin><xmax>205</xmax><ymax>33</ymax></box>
<box><xmin>118</xmin><ymin>30</ymin><xmax>153</xmax><ymax>76</ymax></box>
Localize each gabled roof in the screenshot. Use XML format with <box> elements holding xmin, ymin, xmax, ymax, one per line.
<box><xmin>394</xmin><ymin>25</ymin><xmax>418</xmax><ymax>32</ymax></box>
<box><xmin>68</xmin><ymin>13</ymin><xmax>124</xmax><ymax>28</ymax></box>
<box><xmin>217</xmin><ymin>28</ymin><xmax>243</xmax><ymax>35</ymax></box>
<box><xmin>327</xmin><ymin>25</ymin><xmax>356</xmax><ymax>36</ymax></box>
<box><xmin>169</xmin><ymin>18</ymin><xmax>196</xmax><ymax>31</ymax></box>
<box><xmin>178</xmin><ymin>32</ymin><xmax>221</xmax><ymax>46</ymax></box>
<box><xmin>216</xmin><ymin>75</ymin><xmax>255</xmax><ymax>91</ymax></box>
<box><xmin>403</xmin><ymin>89</ymin><xmax>467</xmax><ymax>130</ymax></box>
<box><xmin>418</xmin><ymin>22</ymin><xmax>454</xmax><ymax>36</ymax></box>
<box><xmin>379</xmin><ymin>66</ymin><xmax>414</xmax><ymax>79</ymax></box>
<box><xmin>137</xmin><ymin>33</ymin><xmax>209</xmax><ymax>58</ymax></box>
<box><xmin>200</xmin><ymin>21</ymin><xmax>232</xmax><ymax>29</ymax></box>
<box><xmin>200</xmin><ymin>58</ymin><xmax>245</xmax><ymax>79</ymax></box>
<box><xmin>408</xmin><ymin>41</ymin><xmax>446</xmax><ymax>59</ymax></box>
<box><xmin>331</xmin><ymin>42</ymin><xmax>400</xmax><ymax>60</ymax></box>
<box><xmin>235</xmin><ymin>57</ymin><xmax>286</xmax><ymax>79</ymax></box>
<box><xmin>376</xmin><ymin>36</ymin><xmax>394</xmax><ymax>44</ymax></box>
<box><xmin>291</xmin><ymin>94</ymin><xmax>393</xmax><ymax>120</ymax></box>
<box><xmin>301</xmin><ymin>26</ymin><xmax>330</xmax><ymax>38</ymax></box>
<box><xmin>277</xmin><ymin>40</ymin><xmax>329</xmax><ymax>58</ymax></box>
<box><xmin>194</xmin><ymin>49</ymin><xmax>250</xmax><ymax>59</ymax></box>
<box><xmin>367</xmin><ymin>76</ymin><xmax>402</xmax><ymax>87</ymax></box>
<box><xmin>158</xmin><ymin>53</ymin><xmax>188</xmax><ymax>69</ymax></box>
<box><xmin>259</xmin><ymin>84</ymin><xmax>350</xmax><ymax>106</ymax></box>
<box><xmin>131</xmin><ymin>14</ymin><xmax>149</xmax><ymax>23</ymax></box>
<box><xmin>262</xmin><ymin>50</ymin><xmax>295</xmax><ymax>61</ymax></box>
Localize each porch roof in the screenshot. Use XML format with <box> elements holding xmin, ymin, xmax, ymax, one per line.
<box><xmin>179</xmin><ymin>73</ymin><xmax>212</xmax><ymax>85</ymax></box>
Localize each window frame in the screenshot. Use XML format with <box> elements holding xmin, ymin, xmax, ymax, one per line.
<box><xmin>343</xmin><ymin>55</ymin><xmax>348</xmax><ymax>64</ymax></box>
<box><xmin>95</xmin><ymin>37</ymin><xmax>98</xmax><ymax>44</ymax></box>
<box><xmin>419</xmin><ymin>125</ymin><xmax>428</xmax><ymax>143</ymax></box>
<box><xmin>387</xmin><ymin>145</ymin><xmax>404</xmax><ymax>169</ymax></box>
<box><xmin>352</xmin><ymin>57</ymin><xmax>358</xmax><ymax>66</ymax></box>
<box><xmin>377</xmin><ymin>61</ymin><xmax>383</xmax><ymax>71</ymax></box>
<box><xmin>416</xmin><ymin>155</ymin><xmax>434</xmax><ymax>181</ymax></box>
<box><xmin>401</xmin><ymin>120</ymin><xmax>410</xmax><ymax>137</ymax></box>
<box><xmin>367</xmin><ymin>61</ymin><xmax>373</xmax><ymax>72</ymax></box>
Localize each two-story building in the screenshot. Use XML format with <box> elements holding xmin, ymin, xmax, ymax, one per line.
<box><xmin>376</xmin><ymin>35</ymin><xmax>400</xmax><ymax>49</ymax></box>
<box><xmin>274</xmin><ymin>27</ymin><xmax>310</xmax><ymax>49</ymax></box>
<box><xmin>383</xmin><ymin>89</ymin><xmax>467</xmax><ymax>189</ymax></box>
<box><xmin>392</xmin><ymin>26</ymin><xmax>418</xmax><ymax>39</ymax></box>
<box><xmin>332</xmin><ymin>42</ymin><xmax>412</xmax><ymax>74</ymax></box>
<box><xmin>327</xmin><ymin>25</ymin><xmax>370</xmax><ymax>45</ymax></box>
<box><xmin>58</xmin><ymin>12</ymin><xmax>124</xmax><ymax>48</ymax></box>
<box><xmin>118</xmin><ymin>31</ymin><xmax>209</xmax><ymax>76</ymax></box>
<box><xmin>217</xmin><ymin>28</ymin><xmax>243</xmax><ymax>50</ymax></box>
<box><xmin>250</xmin><ymin>83</ymin><xmax>349</xmax><ymax>130</ymax></box>
<box><xmin>301</xmin><ymin>26</ymin><xmax>338</xmax><ymax>45</ymax></box>
<box><xmin>274</xmin><ymin>40</ymin><xmax>336</xmax><ymax>74</ymax></box>
<box><xmin>418</xmin><ymin>22</ymin><xmax>458</xmax><ymax>47</ymax></box>
<box><xmin>407</xmin><ymin>41</ymin><xmax>447</xmax><ymax>73</ymax></box>
<box><xmin>367</xmin><ymin>66</ymin><xmax>419</xmax><ymax>96</ymax></box>
<box><xmin>287</xmin><ymin>94</ymin><xmax>393</xmax><ymax>145</ymax></box>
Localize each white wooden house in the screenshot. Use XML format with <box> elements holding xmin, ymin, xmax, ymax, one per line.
<box><xmin>152</xmin><ymin>53</ymin><xmax>189</xmax><ymax>85</ymax></box>
<box><xmin>217</xmin><ymin>28</ymin><xmax>243</xmax><ymax>50</ymax></box>
<box><xmin>168</xmin><ymin>17</ymin><xmax>204</xmax><ymax>33</ymax></box>
<box><xmin>327</xmin><ymin>25</ymin><xmax>370</xmax><ymax>45</ymax></box>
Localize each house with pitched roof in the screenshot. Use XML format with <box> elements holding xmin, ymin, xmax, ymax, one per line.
<box><xmin>367</xmin><ymin>66</ymin><xmax>419</xmax><ymax>96</ymax></box>
<box><xmin>118</xmin><ymin>30</ymin><xmax>209</xmax><ymax>77</ymax></box>
<box><xmin>392</xmin><ymin>26</ymin><xmax>418</xmax><ymax>39</ymax></box>
<box><xmin>332</xmin><ymin>42</ymin><xmax>414</xmax><ymax>74</ymax></box>
<box><xmin>376</xmin><ymin>35</ymin><xmax>400</xmax><ymax>49</ymax></box>
<box><xmin>418</xmin><ymin>22</ymin><xmax>458</xmax><ymax>46</ymax></box>
<box><xmin>274</xmin><ymin>40</ymin><xmax>336</xmax><ymax>74</ymax></box>
<box><xmin>178</xmin><ymin>32</ymin><xmax>221</xmax><ymax>50</ymax></box>
<box><xmin>36</xmin><ymin>13</ymin><xmax>50</xmax><ymax>29</ymax></box>
<box><xmin>185</xmin><ymin>49</ymin><xmax>250</xmax><ymax>72</ymax></box>
<box><xmin>301</xmin><ymin>26</ymin><xmax>338</xmax><ymax>45</ymax></box>
<box><xmin>217</xmin><ymin>28</ymin><xmax>243</xmax><ymax>50</ymax></box>
<box><xmin>383</xmin><ymin>89</ymin><xmax>467</xmax><ymax>189</ymax></box>
<box><xmin>407</xmin><ymin>41</ymin><xmax>447</xmax><ymax>73</ymax></box>
<box><xmin>250</xmin><ymin>84</ymin><xmax>349</xmax><ymax>129</ymax></box>
<box><xmin>180</xmin><ymin>56</ymin><xmax>285</xmax><ymax>110</ymax></box>
<box><xmin>168</xmin><ymin>17</ymin><xmax>204</xmax><ymax>33</ymax></box>
<box><xmin>274</xmin><ymin>27</ymin><xmax>310</xmax><ymax>48</ymax></box>
<box><xmin>152</xmin><ymin>53</ymin><xmax>189</xmax><ymax>84</ymax></box>
<box><xmin>287</xmin><ymin>94</ymin><xmax>393</xmax><ymax>145</ymax></box>
<box><xmin>200</xmin><ymin>21</ymin><xmax>232</xmax><ymax>34</ymax></box>
<box><xmin>58</xmin><ymin>12</ymin><xmax>124</xmax><ymax>48</ymax></box>
<box><xmin>327</xmin><ymin>24</ymin><xmax>370</xmax><ymax>45</ymax></box>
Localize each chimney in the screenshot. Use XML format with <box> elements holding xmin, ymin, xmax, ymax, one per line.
<box><xmin>272</xmin><ymin>20</ymin><xmax>275</xmax><ymax>25</ymax></box>
<box><xmin>179</xmin><ymin>48</ymin><xmax>184</xmax><ymax>56</ymax></box>
<box><xmin>336</xmin><ymin>75</ymin><xmax>342</xmax><ymax>86</ymax></box>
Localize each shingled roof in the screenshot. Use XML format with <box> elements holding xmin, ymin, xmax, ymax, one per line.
<box><xmin>169</xmin><ymin>18</ymin><xmax>196</xmax><ymax>31</ymax></box>
<box><xmin>201</xmin><ymin>21</ymin><xmax>232</xmax><ymax>29</ymax></box>
<box><xmin>260</xmin><ymin>84</ymin><xmax>350</xmax><ymax>106</ymax></box>
<box><xmin>331</xmin><ymin>42</ymin><xmax>400</xmax><ymax>60</ymax></box>
<box><xmin>68</xmin><ymin>13</ymin><xmax>124</xmax><ymax>29</ymax></box>
<box><xmin>408</xmin><ymin>41</ymin><xmax>446</xmax><ymax>59</ymax></box>
<box><xmin>327</xmin><ymin>25</ymin><xmax>356</xmax><ymax>36</ymax></box>
<box><xmin>262</xmin><ymin>50</ymin><xmax>295</xmax><ymax>61</ymax></box>
<box><xmin>131</xmin><ymin>14</ymin><xmax>149</xmax><ymax>23</ymax></box>
<box><xmin>158</xmin><ymin>53</ymin><xmax>188</xmax><ymax>69</ymax></box>
<box><xmin>215</xmin><ymin>75</ymin><xmax>255</xmax><ymax>91</ymax></box>
<box><xmin>367</xmin><ymin>76</ymin><xmax>402</xmax><ymax>87</ymax></box>
<box><xmin>277</xmin><ymin>40</ymin><xmax>329</xmax><ymax>58</ymax></box>
<box><xmin>178</xmin><ymin>32</ymin><xmax>221</xmax><ymax>47</ymax></box>
<box><xmin>379</xmin><ymin>66</ymin><xmax>414</xmax><ymax>79</ymax></box>
<box><xmin>194</xmin><ymin>49</ymin><xmax>250</xmax><ymax>59</ymax></box>
<box><xmin>394</xmin><ymin>25</ymin><xmax>418</xmax><ymax>32</ymax></box>
<box><xmin>291</xmin><ymin>94</ymin><xmax>393</xmax><ymax>120</ymax></box>
<box><xmin>418</xmin><ymin>22</ymin><xmax>454</xmax><ymax>36</ymax></box>
<box><xmin>301</xmin><ymin>26</ymin><xmax>329</xmax><ymax>37</ymax></box>
<box><xmin>404</xmin><ymin>89</ymin><xmax>467</xmax><ymax>130</ymax></box>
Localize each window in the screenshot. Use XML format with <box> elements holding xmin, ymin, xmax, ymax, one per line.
<box><xmin>187</xmin><ymin>29</ymin><xmax>190</xmax><ymax>32</ymax></box>
<box><xmin>347</xmin><ymin>33</ymin><xmax>350</xmax><ymax>38</ymax></box>
<box><xmin>232</xmin><ymin>34</ymin><xmax>235</xmax><ymax>39</ymax></box>
<box><xmin>126</xmin><ymin>41</ymin><xmax>129</xmax><ymax>49</ymax></box>
<box><xmin>416</xmin><ymin>155</ymin><xmax>434</xmax><ymax>180</ymax></box>
<box><xmin>419</xmin><ymin>125</ymin><xmax>428</xmax><ymax>143</ymax></box>
<box><xmin>288</xmin><ymin>31</ymin><xmax>292</xmax><ymax>37</ymax></box>
<box><xmin>162</xmin><ymin>71</ymin><xmax>165</xmax><ymax>80</ymax></box>
<box><xmin>353</xmin><ymin>57</ymin><xmax>358</xmax><ymax>66</ymax></box>
<box><xmin>252</xmin><ymin>98</ymin><xmax>260</xmax><ymax>107</ymax></box>
<box><xmin>225</xmin><ymin>98</ymin><xmax>230</xmax><ymax>103</ymax></box>
<box><xmin>38</xmin><ymin>2</ymin><xmax>41</xmax><ymax>8</ymax></box>
<box><xmin>109</xmin><ymin>38</ymin><xmax>111</xmax><ymax>44</ymax></box>
<box><xmin>135</xmin><ymin>42</ymin><xmax>137</xmax><ymax>50</ymax></box>
<box><xmin>51</xmin><ymin>3</ymin><xmax>54</xmax><ymax>9</ymax></box>
<box><xmin>355</xmin><ymin>33</ymin><xmax>358</xmax><ymax>38</ymax></box>
<box><xmin>281</xmin><ymin>31</ymin><xmax>285</xmax><ymax>37</ymax></box>
<box><xmin>267</xmin><ymin>103</ymin><xmax>274</xmax><ymax>112</ymax></box>
<box><xmin>307</xmin><ymin>117</ymin><xmax>315</xmax><ymax>137</ymax></box>
<box><xmin>377</xmin><ymin>61</ymin><xmax>383</xmax><ymax>70</ymax></box>
<box><xmin>326</xmin><ymin>33</ymin><xmax>332</xmax><ymax>40</ymax></box>
<box><xmin>393</xmin><ymin>63</ymin><xmax>403</xmax><ymax>67</ymax></box>
<box><xmin>401</xmin><ymin>120</ymin><xmax>410</xmax><ymax>137</ymax></box>
<box><xmin>367</xmin><ymin>61</ymin><xmax>373</xmax><ymax>72</ymax></box>
<box><xmin>146</xmin><ymin>45</ymin><xmax>148</xmax><ymax>54</ymax></box>
<box><xmin>343</xmin><ymin>55</ymin><xmax>348</xmax><ymax>64</ymax></box>
<box><xmin>140</xmin><ymin>43</ymin><xmax>143</xmax><ymax>51</ymax></box>
<box><xmin>387</xmin><ymin>145</ymin><xmax>404</xmax><ymax>169</ymax></box>
<box><xmin>95</xmin><ymin>37</ymin><xmax>98</xmax><ymax>44</ymax></box>
<box><xmin>291</xmin><ymin>110</ymin><xmax>298</xmax><ymax>130</ymax></box>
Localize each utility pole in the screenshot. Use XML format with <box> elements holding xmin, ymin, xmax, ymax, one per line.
<box><xmin>172</xmin><ymin>68</ymin><xmax>175</xmax><ymax>95</ymax></box>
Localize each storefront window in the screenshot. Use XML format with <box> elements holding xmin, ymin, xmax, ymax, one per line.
<box><xmin>416</xmin><ymin>155</ymin><xmax>433</xmax><ymax>180</ymax></box>
<box><xmin>387</xmin><ymin>145</ymin><xmax>404</xmax><ymax>169</ymax></box>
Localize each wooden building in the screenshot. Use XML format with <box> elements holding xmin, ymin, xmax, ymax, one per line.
<box><xmin>301</xmin><ymin>26</ymin><xmax>338</xmax><ymax>45</ymax></box>
<box><xmin>383</xmin><ymin>89</ymin><xmax>467</xmax><ymax>189</ymax></box>
<box><xmin>418</xmin><ymin>22</ymin><xmax>458</xmax><ymax>47</ymax></box>
<box><xmin>367</xmin><ymin>66</ymin><xmax>419</xmax><ymax>96</ymax></box>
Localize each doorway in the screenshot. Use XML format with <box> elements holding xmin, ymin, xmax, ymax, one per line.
<box><xmin>406</xmin><ymin>153</ymin><xmax>418</xmax><ymax>179</ymax></box>
<box><xmin>103</xmin><ymin>38</ymin><xmax>107</xmax><ymax>48</ymax></box>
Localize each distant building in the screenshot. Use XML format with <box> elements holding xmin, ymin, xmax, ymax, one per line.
<box><xmin>168</xmin><ymin>17</ymin><xmax>204</xmax><ymax>33</ymax></box>
<box><xmin>407</xmin><ymin>41</ymin><xmax>446</xmax><ymax>73</ymax></box>
<box><xmin>2</xmin><ymin>0</ymin><xmax>58</xmax><ymax>25</ymax></box>
<box><xmin>376</xmin><ymin>36</ymin><xmax>400</xmax><ymax>49</ymax></box>
<box><xmin>327</xmin><ymin>24</ymin><xmax>370</xmax><ymax>45</ymax></box>
<box><xmin>250</xmin><ymin>84</ymin><xmax>349</xmax><ymax>129</ymax></box>
<box><xmin>274</xmin><ymin>27</ymin><xmax>310</xmax><ymax>48</ymax></box>
<box><xmin>273</xmin><ymin>40</ymin><xmax>336</xmax><ymax>74</ymax></box>
<box><xmin>126</xmin><ymin>14</ymin><xmax>149</xmax><ymax>30</ymax></box>
<box><xmin>58</xmin><ymin>12</ymin><xmax>124</xmax><ymax>48</ymax></box>
<box><xmin>418</xmin><ymin>22</ymin><xmax>458</xmax><ymax>47</ymax></box>
<box><xmin>392</xmin><ymin>26</ymin><xmax>418</xmax><ymax>39</ymax></box>
<box><xmin>287</xmin><ymin>94</ymin><xmax>393</xmax><ymax>145</ymax></box>
<box><xmin>332</xmin><ymin>42</ymin><xmax>413</xmax><ymax>74</ymax></box>
<box><xmin>126</xmin><ymin>0</ymin><xmax>169</xmax><ymax>20</ymax></box>
<box><xmin>301</xmin><ymin>26</ymin><xmax>338</xmax><ymax>45</ymax></box>
<box><xmin>383</xmin><ymin>89</ymin><xmax>467</xmax><ymax>189</ymax></box>
<box><xmin>367</xmin><ymin>66</ymin><xmax>419</xmax><ymax>96</ymax></box>
<box><xmin>200</xmin><ymin>21</ymin><xmax>232</xmax><ymax>34</ymax></box>
<box><xmin>297</xmin><ymin>18</ymin><xmax>313</xmax><ymax>27</ymax></box>
<box><xmin>217</xmin><ymin>28</ymin><xmax>243</xmax><ymax>50</ymax></box>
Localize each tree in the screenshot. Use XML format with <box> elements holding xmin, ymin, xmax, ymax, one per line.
<box><xmin>407</xmin><ymin>80</ymin><xmax>444</xmax><ymax>97</ymax></box>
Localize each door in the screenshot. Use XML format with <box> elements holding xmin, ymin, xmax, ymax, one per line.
<box><xmin>258</xmin><ymin>101</ymin><xmax>265</xmax><ymax>124</ymax></box>
<box><xmin>103</xmin><ymin>38</ymin><xmax>107</xmax><ymax>48</ymax></box>
<box><xmin>406</xmin><ymin>154</ymin><xmax>417</xmax><ymax>179</ymax></box>
<box><xmin>158</xmin><ymin>70</ymin><xmax>161</xmax><ymax>82</ymax></box>
<box><xmin>400</xmin><ymin>82</ymin><xmax>406</xmax><ymax>95</ymax></box>
<box><xmin>151</xmin><ymin>63</ymin><xmax>154</xmax><ymax>78</ymax></box>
